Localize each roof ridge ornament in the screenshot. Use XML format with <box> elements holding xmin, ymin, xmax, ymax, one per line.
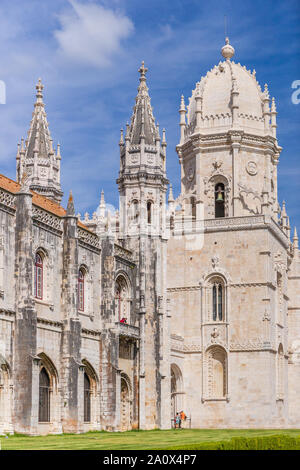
<box><xmin>221</xmin><ymin>37</ymin><xmax>235</xmax><ymax>60</ymax></box>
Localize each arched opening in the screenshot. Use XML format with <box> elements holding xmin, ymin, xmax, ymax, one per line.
<box><xmin>39</xmin><ymin>367</ymin><xmax>50</xmax><ymax>422</ymax></box>
<box><xmin>0</xmin><ymin>356</ymin><xmax>12</xmax><ymax>434</ymax></box>
<box><xmin>206</xmin><ymin>346</ymin><xmax>227</xmax><ymax>398</ymax></box>
<box><xmin>78</xmin><ymin>268</ymin><xmax>85</xmax><ymax>312</ymax></box>
<box><xmin>35</xmin><ymin>252</ymin><xmax>44</xmax><ymax>299</ymax></box>
<box><xmin>147</xmin><ymin>201</ymin><xmax>152</xmax><ymax>224</ymax></box>
<box><xmin>213</xmin><ymin>282</ymin><xmax>223</xmax><ymax>321</ymax></box>
<box><xmin>82</xmin><ymin>359</ymin><xmax>99</xmax><ymax>429</ymax></box>
<box><xmin>115</xmin><ymin>275</ymin><xmax>131</xmax><ymax>323</ymax></box>
<box><xmin>120</xmin><ymin>374</ymin><xmax>132</xmax><ymax>431</ymax></box>
<box><xmin>170</xmin><ymin>364</ymin><xmax>184</xmax><ymax>419</ymax></box>
<box><xmin>37</xmin><ymin>353</ymin><xmax>60</xmax><ymax>431</ymax></box>
<box><xmin>132</xmin><ymin>200</ymin><xmax>139</xmax><ymax>223</ymax></box>
<box><xmin>207</xmin><ymin>275</ymin><xmax>226</xmax><ymax>322</ymax></box>
<box><xmin>215</xmin><ymin>183</ymin><xmax>225</xmax><ymax>218</ymax></box>
<box><xmin>84</xmin><ymin>373</ymin><xmax>91</xmax><ymax>422</ymax></box>
<box><xmin>277</xmin><ymin>344</ymin><xmax>284</xmax><ymax>400</ymax></box>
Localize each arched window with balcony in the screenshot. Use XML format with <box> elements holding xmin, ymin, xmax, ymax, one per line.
<box><xmin>215</xmin><ymin>183</ymin><xmax>225</xmax><ymax>218</ymax></box>
<box><xmin>35</xmin><ymin>252</ymin><xmax>44</xmax><ymax>300</ymax></box>
<box><xmin>78</xmin><ymin>268</ymin><xmax>85</xmax><ymax>312</ymax></box>
<box><xmin>115</xmin><ymin>275</ymin><xmax>130</xmax><ymax>323</ymax></box>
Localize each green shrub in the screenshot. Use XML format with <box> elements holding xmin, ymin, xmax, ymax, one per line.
<box><xmin>165</xmin><ymin>434</ymin><xmax>300</xmax><ymax>450</ymax></box>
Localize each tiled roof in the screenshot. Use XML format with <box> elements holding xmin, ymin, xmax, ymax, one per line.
<box><xmin>0</xmin><ymin>173</ymin><xmax>91</xmax><ymax>232</ymax></box>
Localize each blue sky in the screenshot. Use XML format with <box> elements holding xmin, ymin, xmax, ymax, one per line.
<box><xmin>0</xmin><ymin>0</ymin><xmax>299</xmax><ymax>230</ymax></box>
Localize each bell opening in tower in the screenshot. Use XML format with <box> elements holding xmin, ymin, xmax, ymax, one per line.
<box><xmin>215</xmin><ymin>183</ymin><xmax>225</xmax><ymax>218</ymax></box>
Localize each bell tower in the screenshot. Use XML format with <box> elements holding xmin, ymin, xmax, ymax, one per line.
<box><xmin>117</xmin><ymin>62</ymin><xmax>170</xmax><ymax>429</ymax></box>
<box><xmin>117</xmin><ymin>62</ymin><xmax>168</xmax><ymax>237</ymax></box>
<box><xmin>176</xmin><ymin>38</ymin><xmax>282</xmax><ymax>221</ymax></box>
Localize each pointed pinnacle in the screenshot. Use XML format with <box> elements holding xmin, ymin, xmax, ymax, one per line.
<box><xmin>119</xmin><ymin>128</ymin><xmax>124</xmax><ymax>145</ymax></box>
<box><xmin>180</xmin><ymin>95</ymin><xmax>185</xmax><ymax>111</ymax></box>
<box><xmin>67</xmin><ymin>190</ymin><xmax>75</xmax><ymax>216</ymax></box>
<box><xmin>168</xmin><ymin>183</ymin><xmax>174</xmax><ymax>203</ymax></box>
<box><xmin>271</xmin><ymin>97</ymin><xmax>277</xmax><ymax>113</ymax></box>
<box><xmin>100</xmin><ymin>189</ymin><xmax>105</xmax><ymax>206</ymax></box>
<box><xmin>264</xmin><ymin>83</ymin><xmax>270</xmax><ymax>100</ymax></box>
<box><xmin>56</xmin><ymin>142</ymin><xmax>62</xmax><ymax>160</ymax></box>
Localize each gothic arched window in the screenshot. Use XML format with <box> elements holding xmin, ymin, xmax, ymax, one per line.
<box><xmin>35</xmin><ymin>252</ymin><xmax>43</xmax><ymax>300</ymax></box>
<box><xmin>215</xmin><ymin>183</ymin><xmax>225</xmax><ymax>218</ymax></box>
<box><xmin>78</xmin><ymin>268</ymin><xmax>85</xmax><ymax>312</ymax></box>
<box><xmin>84</xmin><ymin>372</ymin><xmax>91</xmax><ymax>422</ymax></box>
<box><xmin>39</xmin><ymin>367</ymin><xmax>50</xmax><ymax>422</ymax></box>
<box><xmin>207</xmin><ymin>276</ymin><xmax>226</xmax><ymax>323</ymax></box>
<box><xmin>213</xmin><ymin>282</ymin><xmax>223</xmax><ymax>321</ymax></box>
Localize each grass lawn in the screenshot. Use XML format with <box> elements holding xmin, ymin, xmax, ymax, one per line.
<box><xmin>1</xmin><ymin>428</ymin><xmax>300</xmax><ymax>450</ymax></box>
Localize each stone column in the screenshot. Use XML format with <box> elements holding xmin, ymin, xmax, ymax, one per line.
<box><xmin>13</xmin><ymin>181</ymin><xmax>38</xmax><ymax>434</ymax></box>
<box><xmin>60</xmin><ymin>192</ymin><xmax>82</xmax><ymax>433</ymax></box>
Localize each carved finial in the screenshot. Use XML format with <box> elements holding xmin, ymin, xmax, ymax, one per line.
<box><xmin>271</xmin><ymin>97</ymin><xmax>277</xmax><ymax>113</ymax></box>
<box><xmin>162</xmin><ymin>128</ymin><xmax>166</xmax><ymax>144</ymax></box>
<box><xmin>264</xmin><ymin>83</ymin><xmax>270</xmax><ymax>100</ymax></box>
<box><xmin>67</xmin><ymin>190</ymin><xmax>75</xmax><ymax>216</ymax></box>
<box><xmin>180</xmin><ymin>95</ymin><xmax>186</xmax><ymax>111</ymax></box>
<box><xmin>221</xmin><ymin>37</ymin><xmax>235</xmax><ymax>60</ymax></box>
<box><xmin>138</xmin><ymin>61</ymin><xmax>148</xmax><ymax>82</ymax></box>
<box><xmin>35</xmin><ymin>78</ymin><xmax>44</xmax><ymax>105</ymax></box>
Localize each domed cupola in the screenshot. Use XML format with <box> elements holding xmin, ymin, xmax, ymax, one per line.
<box><xmin>182</xmin><ymin>38</ymin><xmax>275</xmax><ymax>140</ymax></box>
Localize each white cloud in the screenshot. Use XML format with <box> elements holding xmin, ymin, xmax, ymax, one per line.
<box><xmin>54</xmin><ymin>0</ymin><xmax>134</xmax><ymax>67</ymax></box>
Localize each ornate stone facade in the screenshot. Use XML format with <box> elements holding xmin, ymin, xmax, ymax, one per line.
<box><xmin>0</xmin><ymin>39</ymin><xmax>299</xmax><ymax>435</ymax></box>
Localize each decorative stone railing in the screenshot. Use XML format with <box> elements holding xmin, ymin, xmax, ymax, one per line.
<box><xmin>0</xmin><ymin>189</ymin><xmax>16</xmax><ymax>213</ymax></box>
<box><xmin>32</xmin><ymin>206</ymin><xmax>62</xmax><ymax>233</ymax></box>
<box><xmin>114</xmin><ymin>244</ymin><xmax>134</xmax><ymax>262</ymax></box>
<box><xmin>115</xmin><ymin>322</ymin><xmax>140</xmax><ymax>339</ymax></box>
<box><xmin>78</xmin><ymin>227</ymin><xmax>100</xmax><ymax>251</ymax></box>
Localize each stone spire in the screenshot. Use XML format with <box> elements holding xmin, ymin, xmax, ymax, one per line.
<box><xmin>128</xmin><ymin>61</ymin><xmax>157</xmax><ymax>145</ymax></box>
<box><xmin>99</xmin><ymin>189</ymin><xmax>106</xmax><ymax>217</ymax></box>
<box><xmin>293</xmin><ymin>227</ymin><xmax>299</xmax><ymax>250</ymax></box>
<box><xmin>66</xmin><ymin>190</ymin><xmax>75</xmax><ymax>216</ymax></box>
<box><xmin>16</xmin><ymin>78</ymin><xmax>63</xmax><ymax>203</ymax></box>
